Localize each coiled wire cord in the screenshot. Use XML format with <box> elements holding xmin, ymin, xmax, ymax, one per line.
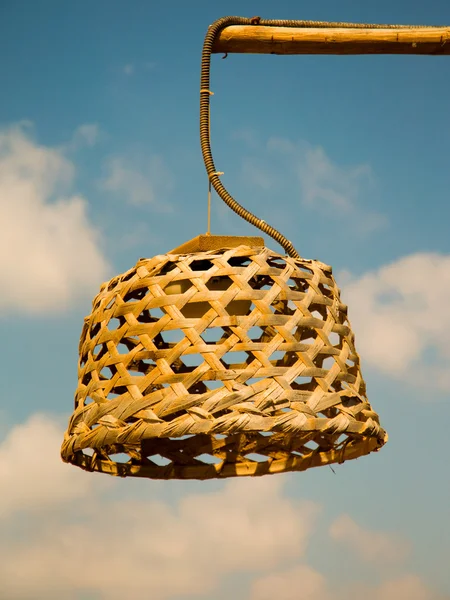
<box><xmin>200</xmin><ymin>16</ymin><xmax>431</xmax><ymax>258</ymax></box>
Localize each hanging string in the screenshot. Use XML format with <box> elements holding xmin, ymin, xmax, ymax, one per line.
<box><xmin>207</xmin><ymin>180</ymin><xmax>211</xmax><ymax>234</ymax></box>
<box><xmin>201</xmin><ymin>88</ymin><xmax>215</xmax><ymax>235</ymax></box>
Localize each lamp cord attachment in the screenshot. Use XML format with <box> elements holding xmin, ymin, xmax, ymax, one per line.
<box><xmin>200</xmin><ymin>16</ymin><xmax>430</xmax><ymax>258</ymax></box>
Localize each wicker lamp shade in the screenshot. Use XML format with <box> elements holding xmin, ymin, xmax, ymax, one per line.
<box><xmin>61</xmin><ymin>236</ymin><xmax>387</xmax><ymax>479</ymax></box>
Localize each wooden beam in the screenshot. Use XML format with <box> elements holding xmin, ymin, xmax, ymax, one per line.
<box><xmin>212</xmin><ymin>25</ymin><xmax>450</xmax><ymax>55</ymax></box>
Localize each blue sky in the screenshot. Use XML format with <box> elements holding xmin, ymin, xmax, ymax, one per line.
<box><xmin>0</xmin><ymin>1</ymin><xmax>449</xmax><ymax>598</ymax></box>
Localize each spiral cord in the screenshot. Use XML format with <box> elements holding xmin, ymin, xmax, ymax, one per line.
<box><xmin>200</xmin><ymin>16</ymin><xmax>431</xmax><ymax>257</ymax></box>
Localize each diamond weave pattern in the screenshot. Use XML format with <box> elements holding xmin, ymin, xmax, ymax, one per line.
<box><xmin>61</xmin><ymin>245</ymin><xmax>387</xmax><ymax>479</ymax></box>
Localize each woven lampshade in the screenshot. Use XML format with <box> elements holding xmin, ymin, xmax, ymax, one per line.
<box><xmin>61</xmin><ymin>235</ymin><xmax>387</xmax><ymax>479</ymax></box>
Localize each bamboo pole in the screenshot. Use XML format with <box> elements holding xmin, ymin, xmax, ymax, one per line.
<box><xmin>212</xmin><ymin>26</ymin><xmax>450</xmax><ymax>55</ymax></box>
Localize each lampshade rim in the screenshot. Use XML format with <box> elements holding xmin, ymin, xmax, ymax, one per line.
<box><xmin>62</xmin><ymin>432</ymin><xmax>387</xmax><ymax>480</ymax></box>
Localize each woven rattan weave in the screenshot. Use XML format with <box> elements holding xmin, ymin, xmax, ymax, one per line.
<box><xmin>61</xmin><ymin>241</ymin><xmax>387</xmax><ymax>479</ymax></box>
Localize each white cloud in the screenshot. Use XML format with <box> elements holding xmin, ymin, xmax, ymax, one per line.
<box><xmin>70</xmin><ymin>123</ymin><xmax>100</xmax><ymax>148</ymax></box>
<box><xmin>0</xmin><ymin>414</ymin><xmax>108</xmax><ymax>519</ymax></box>
<box><xmin>237</xmin><ymin>134</ymin><xmax>386</xmax><ymax>234</ymax></box>
<box><xmin>329</xmin><ymin>514</ymin><xmax>410</xmax><ymax>564</ymax></box>
<box><xmin>374</xmin><ymin>575</ymin><xmax>448</xmax><ymax>600</ymax></box>
<box><xmin>268</xmin><ymin>138</ymin><xmax>385</xmax><ymax>228</ymax></box>
<box><xmin>123</xmin><ymin>63</ymin><xmax>135</xmax><ymax>75</ymax></box>
<box><xmin>250</xmin><ymin>565</ymin><xmax>330</xmax><ymax>600</ymax></box>
<box><xmin>231</xmin><ymin>128</ymin><xmax>260</xmax><ymax>149</ymax></box>
<box><xmin>348</xmin><ymin>575</ymin><xmax>447</xmax><ymax>600</ymax></box>
<box><xmin>242</xmin><ymin>158</ymin><xmax>275</xmax><ymax>191</ymax></box>
<box><xmin>250</xmin><ymin>569</ymin><xmax>446</xmax><ymax>600</ymax></box>
<box><xmin>0</xmin><ymin>124</ymin><xmax>110</xmax><ymax>315</ymax></box>
<box><xmin>0</xmin><ymin>413</ymin><xmax>447</xmax><ymax>600</ymax></box>
<box><xmin>0</xmin><ymin>414</ymin><xmax>318</xmax><ymax>599</ymax></box>
<box><xmin>100</xmin><ymin>155</ymin><xmax>173</xmax><ymax>211</ymax></box>
<box><xmin>287</xmin><ymin>142</ymin><xmax>368</xmax><ymax>212</ymax></box>
<box><xmin>122</xmin><ymin>62</ymin><xmax>156</xmax><ymax>75</ymax></box>
<box><xmin>342</xmin><ymin>252</ymin><xmax>450</xmax><ymax>389</ymax></box>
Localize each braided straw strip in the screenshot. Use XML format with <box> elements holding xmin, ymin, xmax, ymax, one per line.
<box><xmin>61</xmin><ymin>245</ymin><xmax>387</xmax><ymax>479</ymax></box>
